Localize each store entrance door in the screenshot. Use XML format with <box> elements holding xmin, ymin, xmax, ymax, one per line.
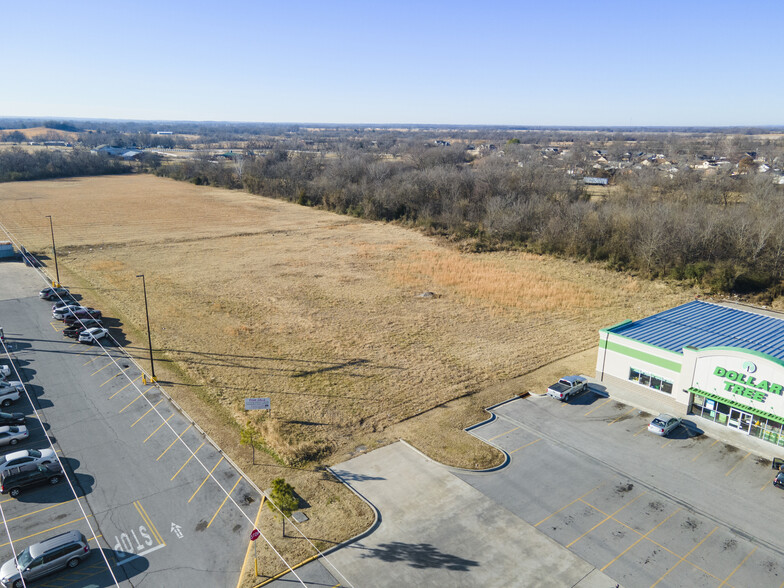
<box><xmin>728</xmin><ymin>408</ymin><xmax>752</xmax><ymax>434</ymax></box>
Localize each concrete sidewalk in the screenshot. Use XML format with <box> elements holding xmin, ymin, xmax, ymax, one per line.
<box><xmin>584</xmin><ymin>376</ymin><xmax>784</xmax><ymax>462</ymax></box>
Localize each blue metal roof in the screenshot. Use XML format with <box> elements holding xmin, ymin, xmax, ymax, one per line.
<box><xmin>607</xmin><ymin>300</ymin><xmax>784</xmax><ymax>360</ymax></box>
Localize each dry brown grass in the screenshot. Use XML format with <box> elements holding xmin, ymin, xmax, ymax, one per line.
<box><xmin>0</xmin><ymin>126</ymin><xmax>80</xmax><ymax>141</ymax></box>
<box><xmin>0</xmin><ymin>175</ymin><xmax>698</xmax><ymax>579</ymax></box>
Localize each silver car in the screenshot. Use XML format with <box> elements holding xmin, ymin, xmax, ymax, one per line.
<box><xmin>0</xmin><ymin>426</ymin><xmax>28</xmax><ymax>447</ymax></box>
<box><xmin>0</xmin><ymin>448</ymin><xmax>57</xmax><ymax>474</ymax></box>
<box><xmin>0</xmin><ymin>530</ymin><xmax>90</xmax><ymax>587</ymax></box>
<box><xmin>648</xmin><ymin>414</ymin><xmax>682</xmax><ymax>436</ymax></box>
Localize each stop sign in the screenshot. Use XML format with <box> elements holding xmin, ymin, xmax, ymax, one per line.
<box><xmin>250</xmin><ymin>528</ymin><xmax>260</xmax><ymax>541</ymax></box>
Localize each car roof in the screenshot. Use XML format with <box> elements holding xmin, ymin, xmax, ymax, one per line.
<box><xmin>28</xmin><ymin>531</ymin><xmax>84</xmax><ymax>558</ymax></box>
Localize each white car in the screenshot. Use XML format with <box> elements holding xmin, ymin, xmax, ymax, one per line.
<box><xmin>0</xmin><ymin>381</ymin><xmax>23</xmax><ymax>394</ymax></box>
<box><xmin>0</xmin><ymin>365</ymin><xmax>10</xmax><ymax>380</ymax></box>
<box><xmin>0</xmin><ymin>388</ymin><xmax>20</xmax><ymax>408</ymax></box>
<box><xmin>0</xmin><ymin>426</ymin><xmax>28</xmax><ymax>447</ymax></box>
<box><xmin>78</xmin><ymin>327</ymin><xmax>109</xmax><ymax>344</ymax></box>
<box><xmin>648</xmin><ymin>414</ymin><xmax>682</xmax><ymax>437</ymax></box>
<box><xmin>0</xmin><ymin>448</ymin><xmax>56</xmax><ymax>473</ymax></box>
<box><xmin>52</xmin><ymin>306</ymin><xmax>90</xmax><ymax>320</ymax></box>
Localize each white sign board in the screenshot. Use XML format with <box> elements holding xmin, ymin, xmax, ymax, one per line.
<box><xmin>245</xmin><ymin>398</ymin><xmax>271</xmax><ymax>411</ymax></box>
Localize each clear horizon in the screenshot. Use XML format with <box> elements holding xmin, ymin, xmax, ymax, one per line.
<box><xmin>2</xmin><ymin>1</ymin><xmax>782</xmax><ymax>127</ymax></box>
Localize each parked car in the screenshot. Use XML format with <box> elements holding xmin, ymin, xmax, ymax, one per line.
<box><xmin>51</xmin><ymin>300</ymin><xmax>81</xmax><ymax>312</ymax></box>
<box><xmin>0</xmin><ymin>365</ymin><xmax>10</xmax><ymax>380</ymax></box>
<box><xmin>0</xmin><ymin>412</ymin><xmax>25</xmax><ymax>426</ymax></box>
<box><xmin>0</xmin><ymin>462</ymin><xmax>62</xmax><ymax>498</ymax></box>
<box><xmin>0</xmin><ymin>530</ymin><xmax>89</xmax><ymax>587</ymax></box>
<box><xmin>53</xmin><ymin>306</ymin><xmax>99</xmax><ymax>321</ymax></box>
<box><xmin>0</xmin><ymin>427</ymin><xmax>28</xmax><ymax>447</ymax></box>
<box><xmin>0</xmin><ymin>448</ymin><xmax>57</xmax><ymax>474</ymax></box>
<box><xmin>62</xmin><ymin>319</ymin><xmax>102</xmax><ymax>338</ymax></box>
<box><xmin>774</xmin><ymin>471</ymin><xmax>784</xmax><ymax>489</ymax></box>
<box><xmin>78</xmin><ymin>327</ymin><xmax>109</xmax><ymax>345</ymax></box>
<box><xmin>0</xmin><ymin>388</ymin><xmax>20</xmax><ymax>408</ymax></box>
<box><xmin>38</xmin><ymin>287</ymin><xmax>70</xmax><ymax>301</ymax></box>
<box><xmin>546</xmin><ymin>375</ymin><xmax>589</xmax><ymax>401</ymax></box>
<box><xmin>0</xmin><ymin>381</ymin><xmax>23</xmax><ymax>394</ymax></box>
<box><xmin>62</xmin><ymin>309</ymin><xmax>103</xmax><ymax>325</ymax></box>
<box><xmin>648</xmin><ymin>414</ymin><xmax>682</xmax><ymax>436</ymax></box>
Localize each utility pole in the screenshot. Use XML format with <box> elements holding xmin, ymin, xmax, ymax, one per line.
<box><xmin>136</xmin><ymin>274</ymin><xmax>156</xmax><ymax>382</ymax></box>
<box><xmin>45</xmin><ymin>215</ymin><xmax>60</xmax><ymax>287</ymax></box>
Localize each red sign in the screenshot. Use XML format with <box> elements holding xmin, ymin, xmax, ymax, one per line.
<box><xmin>250</xmin><ymin>529</ymin><xmax>260</xmax><ymax>541</ymax></box>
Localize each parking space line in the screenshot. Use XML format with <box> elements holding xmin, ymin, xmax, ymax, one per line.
<box><xmin>0</xmin><ymin>515</ymin><xmax>93</xmax><ymax>549</ymax></box>
<box><xmin>510</xmin><ymin>438</ymin><xmax>541</xmax><ymax>454</ymax></box>
<box><xmin>144</xmin><ymin>415</ymin><xmax>175</xmax><ymax>443</ymax></box>
<box><xmin>600</xmin><ymin>507</ymin><xmax>682</xmax><ymax>572</ymax></box>
<box><xmin>719</xmin><ymin>546</ymin><xmax>756</xmax><ymax>588</ymax></box>
<box><xmin>49</xmin><ymin>321</ymin><xmax>61</xmax><ymax>332</ymax></box>
<box><xmin>130</xmin><ymin>399</ymin><xmax>164</xmax><ymax>428</ymax></box>
<box><xmin>109</xmin><ymin>374</ymin><xmax>143</xmax><ymax>399</ymax></box>
<box><xmin>134</xmin><ymin>501</ymin><xmax>165</xmax><ymax>545</ymax></box>
<box><xmin>535</xmin><ymin>483</ymin><xmax>605</xmax><ymax>528</ymax></box>
<box><xmin>487</xmin><ymin>426</ymin><xmax>519</xmax><ymax>441</ymax></box>
<box><xmin>567</xmin><ymin>491</ymin><xmax>647</xmax><ymax>548</ymax></box>
<box><xmin>725</xmin><ymin>452</ymin><xmax>751</xmax><ymax>477</ymax></box>
<box><xmin>692</xmin><ymin>439</ymin><xmax>719</xmax><ymax>462</ymax></box>
<box><xmin>157</xmin><ymin>424</ymin><xmax>193</xmax><ymax>461</ymax></box>
<box><xmin>607</xmin><ymin>407</ymin><xmax>637</xmax><ymax>425</ymax></box>
<box><xmin>83</xmin><ymin>354</ymin><xmax>104</xmax><ymax>365</ymax></box>
<box><xmin>171</xmin><ymin>441</ymin><xmax>205</xmax><ymax>480</ymax></box>
<box><xmin>68</xmin><ymin>341</ymin><xmax>81</xmax><ymax>347</ymax></box>
<box><xmin>661</xmin><ymin>438</ymin><xmax>676</xmax><ymax>448</ymax></box>
<box><xmin>100</xmin><ymin>368</ymin><xmax>128</xmax><ymax>387</ymax></box>
<box><xmin>90</xmin><ymin>361</ymin><xmax>116</xmax><ymax>376</ymax></box>
<box><xmin>207</xmin><ymin>477</ymin><xmax>242</xmax><ymax>528</ymax></box>
<box><xmin>761</xmin><ymin>473</ymin><xmax>778</xmax><ymax>492</ymax></box>
<box><xmin>4</xmin><ymin>498</ymin><xmax>77</xmax><ymax>524</ymax></box>
<box><xmin>585</xmin><ymin>398</ymin><xmax>611</xmax><ymax>416</ymax></box>
<box><xmin>188</xmin><ymin>457</ymin><xmax>224</xmax><ymax>503</ymax></box>
<box><xmin>633</xmin><ymin>426</ymin><xmax>648</xmax><ymax>437</ymax></box>
<box><xmin>650</xmin><ymin>526</ymin><xmax>718</xmax><ymax>588</ymax></box>
<box><xmin>119</xmin><ymin>389</ymin><xmax>150</xmax><ymax>413</ymax></box>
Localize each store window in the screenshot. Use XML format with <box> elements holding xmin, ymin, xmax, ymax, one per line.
<box><xmin>628</xmin><ymin>367</ymin><xmax>672</xmax><ymax>394</ymax></box>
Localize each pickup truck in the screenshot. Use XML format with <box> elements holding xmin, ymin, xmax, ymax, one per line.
<box><xmin>546</xmin><ymin>375</ymin><xmax>589</xmax><ymax>401</ymax></box>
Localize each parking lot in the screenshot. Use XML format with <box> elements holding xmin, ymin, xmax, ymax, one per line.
<box><xmin>463</xmin><ymin>390</ymin><xmax>784</xmax><ymax>588</ymax></box>
<box><xmin>0</xmin><ymin>262</ymin><xmax>261</xmax><ymax>587</ymax></box>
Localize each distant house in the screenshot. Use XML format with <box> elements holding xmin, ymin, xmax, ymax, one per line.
<box><xmin>434</xmin><ymin>140</ymin><xmax>450</xmax><ymax>146</ymax></box>
<box><xmin>583</xmin><ymin>176</ymin><xmax>609</xmax><ymax>186</ymax></box>
<box><xmin>92</xmin><ymin>145</ymin><xmax>143</xmax><ymax>159</ymax></box>
<box><xmin>156</xmin><ymin>131</ymin><xmax>173</xmax><ymax>135</ymax></box>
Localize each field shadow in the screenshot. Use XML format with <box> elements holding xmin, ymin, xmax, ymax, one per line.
<box><xmin>358</xmin><ymin>542</ymin><xmax>479</xmax><ymax>571</ymax></box>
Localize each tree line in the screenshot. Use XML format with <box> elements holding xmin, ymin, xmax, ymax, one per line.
<box><xmin>0</xmin><ymin>147</ymin><xmax>131</xmax><ymax>182</ymax></box>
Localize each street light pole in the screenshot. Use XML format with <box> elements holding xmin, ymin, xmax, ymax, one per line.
<box><xmin>45</xmin><ymin>215</ymin><xmax>60</xmax><ymax>287</ymax></box>
<box><xmin>136</xmin><ymin>274</ymin><xmax>156</xmax><ymax>382</ymax></box>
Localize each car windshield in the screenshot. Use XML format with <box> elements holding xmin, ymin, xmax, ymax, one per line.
<box><xmin>651</xmin><ymin>419</ymin><xmax>666</xmax><ymax>427</ymax></box>
<box><xmin>16</xmin><ymin>547</ymin><xmax>32</xmax><ymax>569</ymax></box>
<box><xmin>28</xmin><ymin>450</ymin><xmax>41</xmax><ymax>458</ymax></box>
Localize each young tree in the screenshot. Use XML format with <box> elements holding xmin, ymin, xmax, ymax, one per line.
<box><xmin>266</xmin><ymin>478</ymin><xmax>299</xmax><ymax>537</ymax></box>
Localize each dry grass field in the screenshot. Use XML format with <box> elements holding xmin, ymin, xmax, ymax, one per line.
<box><xmin>0</xmin><ymin>175</ymin><xmax>697</xmax><ymax>579</ymax></box>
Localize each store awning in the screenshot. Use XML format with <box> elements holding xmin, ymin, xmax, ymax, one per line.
<box><xmin>689</xmin><ymin>387</ymin><xmax>784</xmax><ymax>425</ymax></box>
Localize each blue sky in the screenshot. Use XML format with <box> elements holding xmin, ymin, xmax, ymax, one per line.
<box><xmin>2</xmin><ymin>1</ymin><xmax>782</xmax><ymax>126</ymax></box>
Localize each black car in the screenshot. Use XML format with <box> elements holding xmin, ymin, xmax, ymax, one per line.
<box><xmin>62</xmin><ymin>319</ymin><xmax>102</xmax><ymax>338</ymax></box>
<box><xmin>39</xmin><ymin>287</ymin><xmax>72</xmax><ymax>301</ymax></box>
<box><xmin>0</xmin><ymin>463</ymin><xmax>63</xmax><ymax>497</ymax></box>
<box><xmin>774</xmin><ymin>471</ymin><xmax>784</xmax><ymax>489</ymax></box>
<box><xmin>0</xmin><ymin>412</ymin><xmax>25</xmax><ymax>426</ymax></box>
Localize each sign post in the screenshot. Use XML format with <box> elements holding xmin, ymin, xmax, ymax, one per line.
<box><xmin>250</xmin><ymin>528</ymin><xmax>261</xmax><ymax>576</ymax></box>
<box><xmin>244</xmin><ymin>399</ymin><xmax>271</xmax><ymax>465</ymax></box>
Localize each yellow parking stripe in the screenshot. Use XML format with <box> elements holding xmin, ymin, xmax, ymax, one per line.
<box><xmin>119</xmin><ymin>389</ymin><xmax>150</xmax><ymax>413</ymax></box>
<box><xmin>134</xmin><ymin>501</ymin><xmax>165</xmax><ymax>545</ymax></box>
<box><xmin>50</xmin><ymin>322</ymin><xmax>62</xmax><ymax>332</ymax></box>
<box><xmin>566</xmin><ymin>491</ymin><xmax>647</xmax><ymax>548</ymax></box>
<box><xmin>633</xmin><ymin>426</ymin><xmax>648</xmax><ymax>437</ymax></box>
<box><xmin>725</xmin><ymin>452</ymin><xmax>750</xmax><ymax>477</ymax></box>
<box><xmin>90</xmin><ymin>361</ymin><xmax>116</xmax><ymax>376</ymax></box>
<box><xmin>100</xmin><ymin>368</ymin><xmax>128</xmax><ymax>387</ymax></box>
<box><xmin>692</xmin><ymin>439</ymin><xmax>719</xmax><ymax>462</ymax></box>
<box><xmin>157</xmin><ymin>424</ymin><xmax>192</xmax><ymax>461</ymax></box>
<box><xmin>487</xmin><ymin>426</ymin><xmax>519</xmax><ymax>441</ymax></box>
<box><xmin>662</xmin><ymin>438</ymin><xmax>676</xmax><ymax>448</ymax></box>
<box><xmin>510</xmin><ymin>438</ymin><xmax>541</xmax><ymax>454</ymax></box>
<box><xmin>110</xmin><ymin>374</ymin><xmax>143</xmax><ymax>399</ymax></box>
<box><xmin>0</xmin><ymin>515</ymin><xmax>93</xmax><ymax>549</ymax></box>
<box><xmin>189</xmin><ymin>457</ymin><xmax>224</xmax><ymax>503</ymax></box>
<box><xmin>607</xmin><ymin>406</ymin><xmax>637</xmax><ymax>425</ymax></box>
<box><xmin>130</xmin><ymin>399</ymin><xmax>164</xmax><ymax>427</ymax></box>
<box><xmin>82</xmin><ymin>354</ymin><xmax>104</xmax><ymax>365</ymax></box>
<box><xmin>650</xmin><ymin>526</ymin><xmax>718</xmax><ymax>588</ymax></box>
<box><xmin>719</xmin><ymin>546</ymin><xmax>756</xmax><ymax>587</ymax></box>
<box><xmin>144</xmin><ymin>415</ymin><xmax>174</xmax><ymax>443</ymax></box>
<box><xmin>601</xmin><ymin>507</ymin><xmax>682</xmax><ymax>572</ymax></box>
<box><xmin>535</xmin><ymin>483</ymin><xmax>604</xmax><ymax>527</ymax></box>
<box><xmin>761</xmin><ymin>473</ymin><xmax>779</xmax><ymax>492</ymax></box>
<box><xmin>207</xmin><ymin>477</ymin><xmax>242</xmax><ymax>528</ymax></box>
<box><xmin>171</xmin><ymin>442</ymin><xmax>205</xmax><ymax>480</ymax></box>
<box><xmin>585</xmin><ymin>398</ymin><xmax>611</xmax><ymax>416</ymax></box>
<box><xmin>4</xmin><ymin>498</ymin><xmax>77</xmax><ymax>524</ymax></box>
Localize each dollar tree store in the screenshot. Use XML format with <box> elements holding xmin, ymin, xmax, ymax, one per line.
<box><xmin>597</xmin><ymin>300</ymin><xmax>784</xmax><ymax>447</ymax></box>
